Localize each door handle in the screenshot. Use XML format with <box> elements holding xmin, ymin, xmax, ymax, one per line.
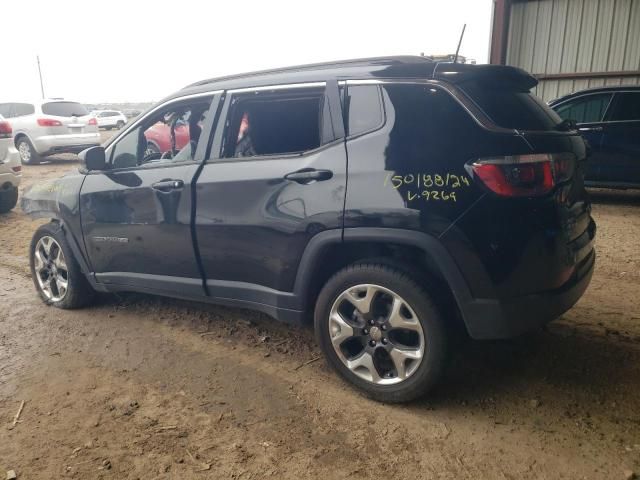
<box><xmin>151</xmin><ymin>179</ymin><xmax>184</xmax><ymax>191</ymax></box>
<box><xmin>579</xmin><ymin>126</ymin><xmax>603</xmax><ymax>132</ymax></box>
<box><xmin>284</xmin><ymin>168</ymin><xmax>333</xmax><ymax>184</ymax></box>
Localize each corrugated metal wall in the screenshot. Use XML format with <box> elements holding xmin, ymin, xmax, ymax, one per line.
<box><xmin>506</xmin><ymin>0</ymin><xmax>640</xmax><ymax>101</ymax></box>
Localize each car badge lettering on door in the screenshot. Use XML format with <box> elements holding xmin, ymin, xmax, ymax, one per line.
<box><xmin>92</xmin><ymin>236</ymin><xmax>129</xmax><ymax>243</ymax></box>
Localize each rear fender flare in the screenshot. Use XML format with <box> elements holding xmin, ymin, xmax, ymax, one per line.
<box><xmin>292</xmin><ymin>228</ymin><xmax>475</xmax><ymax>320</ymax></box>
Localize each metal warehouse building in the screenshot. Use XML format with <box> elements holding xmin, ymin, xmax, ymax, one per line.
<box><xmin>490</xmin><ymin>0</ymin><xmax>640</xmax><ymax>101</ymax></box>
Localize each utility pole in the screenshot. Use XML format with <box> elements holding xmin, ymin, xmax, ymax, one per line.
<box><xmin>37</xmin><ymin>55</ymin><xmax>45</xmax><ymax>99</ymax></box>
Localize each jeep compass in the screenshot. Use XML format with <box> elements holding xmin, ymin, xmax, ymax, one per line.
<box><xmin>22</xmin><ymin>57</ymin><xmax>596</xmax><ymax>402</ymax></box>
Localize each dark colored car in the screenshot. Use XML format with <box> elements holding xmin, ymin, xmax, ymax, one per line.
<box><xmin>549</xmin><ymin>86</ymin><xmax>640</xmax><ymax>188</ymax></box>
<box><xmin>21</xmin><ymin>56</ymin><xmax>595</xmax><ymax>402</ymax></box>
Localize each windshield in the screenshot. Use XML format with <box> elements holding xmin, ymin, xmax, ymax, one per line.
<box><xmin>42</xmin><ymin>102</ymin><xmax>89</xmax><ymax>117</ymax></box>
<box><xmin>460</xmin><ymin>83</ymin><xmax>564</xmax><ymax>131</ymax></box>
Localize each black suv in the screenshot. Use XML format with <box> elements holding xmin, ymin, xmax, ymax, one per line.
<box><xmin>22</xmin><ymin>57</ymin><xmax>596</xmax><ymax>402</ymax></box>
<box><xmin>549</xmin><ymin>86</ymin><xmax>640</xmax><ymax>188</ymax></box>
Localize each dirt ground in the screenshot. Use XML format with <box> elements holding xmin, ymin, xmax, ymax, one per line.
<box><xmin>1</xmin><ymin>136</ymin><xmax>639</xmax><ymax>479</ymax></box>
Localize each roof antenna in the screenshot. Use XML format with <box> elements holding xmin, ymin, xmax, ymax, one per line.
<box><xmin>454</xmin><ymin>24</ymin><xmax>467</xmax><ymax>63</ymax></box>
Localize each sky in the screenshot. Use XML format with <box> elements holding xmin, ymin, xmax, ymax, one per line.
<box><xmin>1</xmin><ymin>0</ymin><xmax>493</xmax><ymax>104</ymax></box>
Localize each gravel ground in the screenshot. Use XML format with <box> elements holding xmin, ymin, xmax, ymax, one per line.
<box><xmin>1</xmin><ymin>140</ymin><xmax>639</xmax><ymax>479</ymax></box>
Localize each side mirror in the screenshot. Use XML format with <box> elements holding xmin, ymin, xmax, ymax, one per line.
<box><xmin>79</xmin><ymin>146</ymin><xmax>107</xmax><ymax>171</ymax></box>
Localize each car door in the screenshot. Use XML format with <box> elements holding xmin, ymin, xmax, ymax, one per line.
<box><xmin>553</xmin><ymin>92</ymin><xmax>613</xmax><ymax>183</ymax></box>
<box><xmin>79</xmin><ymin>92</ymin><xmax>220</xmax><ymax>297</ymax></box>
<box><xmin>194</xmin><ymin>81</ymin><xmax>346</xmax><ymax>309</ymax></box>
<box><xmin>599</xmin><ymin>91</ymin><xmax>640</xmax><ymax>185</ymax></box>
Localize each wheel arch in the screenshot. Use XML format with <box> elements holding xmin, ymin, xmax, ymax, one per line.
<box><xmin>293</xmin><ymin>228</ymin><xmax>475</xmax><ymax>329</ymax></box>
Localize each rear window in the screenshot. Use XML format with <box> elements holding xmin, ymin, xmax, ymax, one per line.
<box><xmin>460</xmin><ymin>83</ymin><xmax>562</xmax><ymax>131</ymax></box>
<box><xmin>42</xmin><ymin>102</ymin><xmax>89</xmax><ymax>117</ymax></box>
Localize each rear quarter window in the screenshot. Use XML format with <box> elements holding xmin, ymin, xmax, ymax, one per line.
<box><xmin>42</xmin><ymin>102</ymin><xmax>89</xmax><ymax>117</ymax></box>
<box><xmin>460</xmin><ymin>82</ymin><xmax>562</xmax><ymax>131</ymax></box>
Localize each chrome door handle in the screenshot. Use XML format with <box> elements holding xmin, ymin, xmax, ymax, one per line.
<box><xmin>284</xmin><ymin>168</ymin><xmax>333</xmax><ymax>184</ymax></box>
<box><xmin>152</xmin><ymin>179</ymin><xmax>184</xmax><ymax>191</ymax></box>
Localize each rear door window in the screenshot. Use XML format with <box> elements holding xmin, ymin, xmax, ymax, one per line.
<box><xmin>460</xmin><ymin>82</ymin><xmax>563</xmax><ymax>131</ymax></box>
<box><xmin>12</xmin><ymin>103</ymin><xmax>35</xmax><ymax>117</ymax></box>
<box><xmin>554</xmin><ymin>93</ymin><xmax>613</xmax><ymax>124</ymax></box>
<box><xmin>221</xmin><ymin>87</ymin><xmax>325</xmax><ymax>158</ymax></box>
<box><xmin>606</xmin><ymin>92</ymin><xmax>640</xmax><ymax>121</ymax></box>
<box><xmin>42</xmin><ymin>102</ymin><xmax>89</xmax><ymax>117</ymax></box>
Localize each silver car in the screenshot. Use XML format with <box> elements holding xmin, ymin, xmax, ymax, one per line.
<box><xmin>0</xmin><ymin>100</ymin><xmax>101</xmax><ymax>165</ymax></box>
<box><xmin>91</xmin><ymin>110</ymin><xmax>128</xmax><ymax>130</ymax></box>
<box><xmin>0</xmin><ymin>114</ymin><xmax>21</xmax><ymax>213</ymax></box>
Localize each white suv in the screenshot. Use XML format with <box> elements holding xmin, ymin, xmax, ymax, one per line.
<box><xmin>0</xmin><ymin>114</ymin><xmax>21</xmax><ymax>213</ymax></box>
<box><xmin>0</xmin><ymin>100</ymin><xmax>101</xmax><ymax>165</ymax></box>
<box><xmin>92</xmin><ymin>110</ymin><xmax>128</xmax><ymax>130</ymax></box>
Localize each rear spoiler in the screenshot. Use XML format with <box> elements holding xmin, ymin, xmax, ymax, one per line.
<box><xmin>432</xmin><ymin>63</ymin><xmax>538</xmax><ymax>92</ymax></box>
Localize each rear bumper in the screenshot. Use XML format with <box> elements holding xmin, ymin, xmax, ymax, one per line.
<box><xmin>34</xmin><ymin>133</ymin><xmax>101</xmax><ymax>155</ymax></box>
<box><xmin>462</xmin><ymin>248</ymin><xmax>595</xmax><ymax>340</ymax></box>
<box><xmin>0</xmin><ymin>146</ymin><xmax>21</xmax><ymax>188</ymax></box>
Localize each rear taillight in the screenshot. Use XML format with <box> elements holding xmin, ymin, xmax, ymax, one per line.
<box><xmin>88</xmin><ymin>118</ymin><xmax>97</xmax><ymax>126</ymax></box>
<box><xmin>11</xmin><ymin>166</ymin><xmax>21</xmax><ymax>173</ymax></box>
<box><xmin>37</xmin><ymin>118</ymin><xmax>63</xmax><ymax>127</ymax></box>
<box><xmin>0</xmin><ymin>120</ymin><xmax>12</xmax><ymax>139</ymax></box>
<box><xmin>466</xmin><ymin>153</ymin><xmax>575</xmax><ymax>197</ymax></box>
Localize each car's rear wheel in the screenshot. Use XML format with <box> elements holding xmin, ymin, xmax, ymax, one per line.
<box><xmin>30</xmin><ymin>222</ymin><xmax>95</xmax><ymax>309</ymax></box>
<box><xmin>116</xmin><ymin>121</ymin><xmax>125</xmax><ymax>129</ymax></box>
<box><xmin>315</xmin><ymin>263</ymin><xmax>447</xmax><ymax>403</ymax></box>
<box><xmin>0</xmin><ymin>186</ymin><xmax>18</xmax><ymax>213</ymax></box>
<box><xmin>17</xmin><ymin>137</ymin><xmax>40</xmax><ymax>165</ymax></box>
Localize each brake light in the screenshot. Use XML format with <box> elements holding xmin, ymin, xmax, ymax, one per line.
<box><xmin>0</xmin><ymin>120</ymin><xmax>12</xmax><ymax>138</ymax></box>
<box><xmin>11</xmin><ymin>165</ymin><xmax>21</xmax><ymax>173</ymax></box>
<box><xmin>88</xmin><ymin>118</ymin><xmax>97</xmax><ymax>126</ymax></box>
<box><xmin>37</xmin><ymin>118</ymin><xmax>63</xmax><ymax>127</ymax></box>
<box><xmin>466</xmin><ymin>154</ymin><xmax>575</xmax><ymax>197</ymax></box>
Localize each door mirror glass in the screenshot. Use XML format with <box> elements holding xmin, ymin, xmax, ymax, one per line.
<box><xmin>80</xmin><ymin>146</ymin><xmax>107</xmax><ymax>171</ymax></box>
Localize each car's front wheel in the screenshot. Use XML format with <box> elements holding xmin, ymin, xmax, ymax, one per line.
<box><xmin>17</xmin><ymin>137</ymin><xmax>40</xmax><ymax>165</ymax></box>
<box><xmin>30</xmin><ymin>222</ymin><xmax>95</xmax><ymax>309</ymax></box>
<box><xmin>315</xmin><ymin>263</ymin><xmax>447</xmax><ymax>403</ymax></box>
<box><xmin>116</xmin><ymin>121</ymin><xmax>125</xmax><ymax>129</ymax></box>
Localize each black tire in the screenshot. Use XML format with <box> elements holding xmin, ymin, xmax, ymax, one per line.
<box><xmin>315</xmin><ymin>263</ymin><xmax>448</xmax><ymax>403</ymax></box>
<box><xmin>116</xmin><ymin>121</ymin><xmax>125</xmax><ymax>129</ymax></box>
<box><xmin>16</xmin><ymin>137</ymin><xmax>40</xmax><ymax>165</ymax></box>
<box><xmin>0</xmin><ymin>186</ymin><xmax>18</xmax><ymax>214</ymax></box>
<box><xmin>105</xmin><ymin>126</ymin><xmax>112</xmax><ymax>131</ymax></box>
<box><xmin>29</xmin><ymin>222</ymin><xmax>95</xmax><ymax>309</ymax></box>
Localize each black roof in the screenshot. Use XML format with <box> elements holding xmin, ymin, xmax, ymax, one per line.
<box><xmin>548</xmin><ymin>85</ymin><xmax>640</xmax><ymax>106</ymax></box>
<box><xmin>167</xmin><ymin>56</ymin><xmax>536</xmax><ymax>102</ymax></box>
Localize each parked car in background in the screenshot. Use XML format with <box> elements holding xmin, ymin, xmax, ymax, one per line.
<box><xmin>123</xmin><ymin>109</ymin><xmax>141</xmax><ymax>119</ymax></box>
<box><xmin>21</xmin><ymin>57</ymin><xmax>595</xmax><ymax>402</ymax></box>
<box><xmin>0</xmin><ymin>100</ymin><xmax>100</xmax><ymax>165</ymax></box>
<box><xmin>143</xmin><ymin>119</ymin><xmax>190</xmax><ymax>155</ymax></box>
<box><xmin>0</xmin><ymin>114</ymin><xmax>21</xmax><ymax>213</ymax></box>
<box><xmin>92</xmin><ymin>110</ymin><xmax>127</xmax><ymax>130</ymax></box>
<box><xmin>549</xmin><ymin>86</ymin><xmax>640</xmax><ymax>188</ymax></box>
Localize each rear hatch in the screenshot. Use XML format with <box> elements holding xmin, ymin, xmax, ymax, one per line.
<box><xmin>39</xmin><ymin>101</ymin><xmax>98</xmax><ymax>135</ymax></box>
<box><xmin>441</xmin><ymin>64</ymin><xmax>595</xmax><ymax>294</ymax></box>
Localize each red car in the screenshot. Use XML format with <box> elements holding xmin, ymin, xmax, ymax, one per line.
<box><xmin>143</xmin><ymin>121</ymin><xmax>190</xmax><ymax>155</ymax></box>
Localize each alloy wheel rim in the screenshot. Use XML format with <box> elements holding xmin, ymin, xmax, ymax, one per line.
<box><xmin>33</xmin><ymin>236</ymin><xmax>69</xmax><ymax>302</ymax></box>
<box><xmin>18</xmin><ymin>142</ymin><xmax>31</xmax><ymax>162</ymax></box>
<box><xmin>329</xmin><ymin>284</ymin><xmax>425</xmax><ymax>385</ymax></box>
